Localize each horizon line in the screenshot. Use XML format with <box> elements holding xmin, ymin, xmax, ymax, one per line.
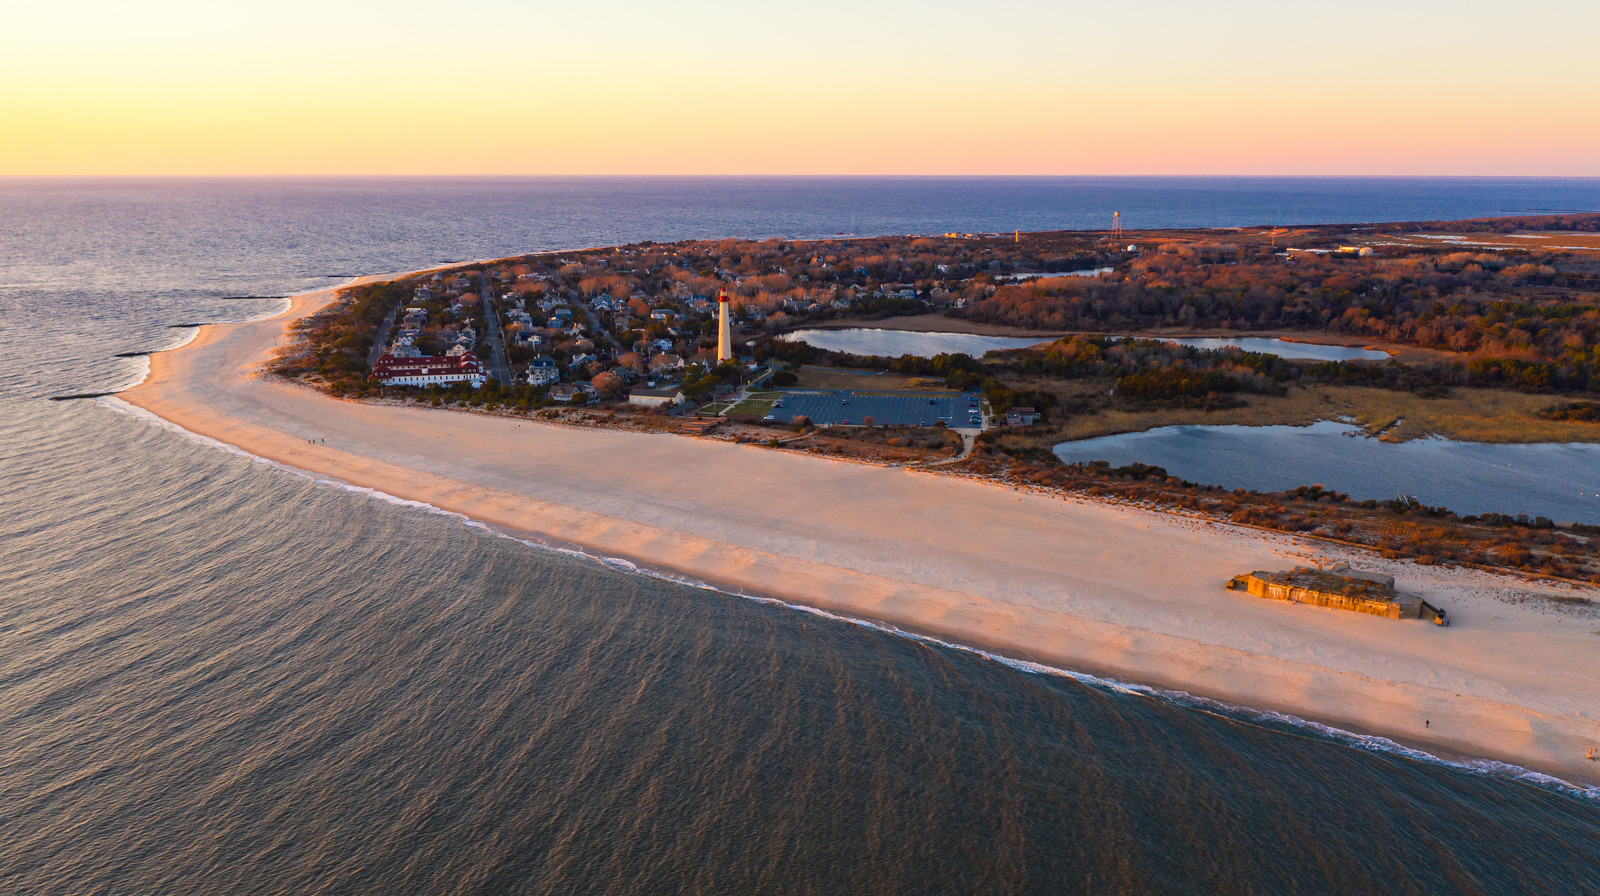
<box><xmin>7</xmin><ymin>172</ymin><xmax>1600</xmax><ymax>181</ymax></box>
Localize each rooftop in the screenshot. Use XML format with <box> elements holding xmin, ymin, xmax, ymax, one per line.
<box><xmin>1250</xmin><ymin>566</ymin><xmax>1398</xmax><ymax>601</ymax></box>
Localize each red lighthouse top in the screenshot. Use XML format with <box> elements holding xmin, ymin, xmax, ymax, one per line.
<box><xmin>718</xmin><ymin>287</ymin><xmax>729</xmax><ymax>303</ymax></box>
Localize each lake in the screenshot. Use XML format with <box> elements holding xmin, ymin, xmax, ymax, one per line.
<box><xmin>784</xmin><ymin>329</ymin><xmax>1389</xmax><ymax>362</ymax></box>
<box><xmin>1054</xmin><ymin>420</ymin><xmax>1600</xmax><ymax>522</ymax></box>
<box><xmin>781</xmin><ymin>328</ymin><xmax>1049</xmax><ymax>358</ymax></box>
<box><xmin>993</xmin><ymin>267</ymin><xmax>1114</xmax><ymax>281</ymax></box>
<box><xmin>1139</xmin><ymin>336</ymin><xmax>1391</xmax><ymax>362</ymax></box>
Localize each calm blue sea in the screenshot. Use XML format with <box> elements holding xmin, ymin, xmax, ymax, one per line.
<box><xmin>2</xmin><ymin>177</ymin><xmax>1598</xmax><ymax>895</ymax></box>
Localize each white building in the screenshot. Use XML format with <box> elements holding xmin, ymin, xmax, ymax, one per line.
<box><xmin>370</xmin><ymin>353</ymin><xmax>486</xmax><ymax>388</ymax></box>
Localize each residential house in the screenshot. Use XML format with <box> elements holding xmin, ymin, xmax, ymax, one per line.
<box><xmin>627</xmin><ymin>385</ymin><xmax>683</xmax><ymax>408</ymax></box>
<box><xmin>548</xmin><ymin>383</ymin><xmax>596</xmax><ymax>403</ymax></box>
<box><xmin>649</xmin><ymin>352</ymin><xmax>685</xmax><ymax>374</ymax></box>
<box><xmin>525</xmin><ymin>356</ymin><xmax>560</xmax><ymax>386</ymax></box>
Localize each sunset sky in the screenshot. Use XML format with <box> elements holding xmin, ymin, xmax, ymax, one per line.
<box><xmin>4</xmin><ymin>0</ymin><xmax>1598</xmax><ymax>176</ymax></box>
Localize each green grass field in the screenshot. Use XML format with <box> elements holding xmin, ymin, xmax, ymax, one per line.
<box><xmin>793</xmin><ymin>368</ymin><xmax>949</xmax><ymax>391</ymax></box>
<box><xmin>728</xmin><ymin>397</ymin><xmax>778</xmax><ymax>417</ymax></box>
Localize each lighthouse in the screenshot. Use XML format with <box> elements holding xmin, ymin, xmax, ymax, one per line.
<box><xmin>716</xmin><ymin>286</ymin><xmax>733</xmax><ymax>363</ymax></box>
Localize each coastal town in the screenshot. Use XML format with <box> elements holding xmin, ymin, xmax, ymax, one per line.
<box><xmin>357</xmin><ymin>239</ymin><xmax>1042</xmax><ymax>446</ymax></box>
<box><xmin>274</xmin><ymin>218</ymin><xmax>1600</xmax><ymax>585</ymax></box>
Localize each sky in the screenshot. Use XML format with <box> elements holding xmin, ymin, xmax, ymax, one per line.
<box><xmin>3</xmin><ymin>0</ymin><xmax>1598</xmax><ymax>176</ymax></box>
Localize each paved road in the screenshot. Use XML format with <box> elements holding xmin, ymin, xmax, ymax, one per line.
<box><xmin>368</xmin><ymin>304</ymin><xmax>398</xmax><ymax>369</ymax></box>
<box><xmin>580</xmin><ymin>304</ymin><xmax>622</xmax><ymax>353</ymax></box>
<box><xmin>478</xmin><ymin>276</ymin><xmax>513</xmax><ymax>386</ymax></box>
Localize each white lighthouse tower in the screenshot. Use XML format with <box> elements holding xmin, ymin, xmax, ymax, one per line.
<box><xmin>716</xmin><ymin>286</ymin><xmax>733</xmax><ymax>363</ymax></box>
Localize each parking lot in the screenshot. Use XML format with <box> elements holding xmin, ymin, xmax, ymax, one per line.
<box><xmin>764</xmin><ymin>390</ymin><xmax>982</xmax><ymax>428</ymax></box>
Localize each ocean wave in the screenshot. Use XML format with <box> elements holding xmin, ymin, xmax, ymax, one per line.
<box><xmin>225</xmin><ymin>296</ymin><xmax>295</xmax><ymax>323</ymax></box>
<box><xmin>94</xmin><ymin>395</ymin><xmax>1600</xmax><ymax>805</ymax></box>
<box><xmin>103</xmin><ymin>355</ymin><xmax>154</xmax><ymax>395</ymax></box>
<box><xmin>164</xmin><ymin>325</ymin><xmax>202</xmax><ymax>351</ymax></box>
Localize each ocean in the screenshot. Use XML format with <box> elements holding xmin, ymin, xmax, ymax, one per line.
<box><xmin>3</xmin><ymin>177</ymin><xmax>1598</xmax><ymax>895</ymax></box>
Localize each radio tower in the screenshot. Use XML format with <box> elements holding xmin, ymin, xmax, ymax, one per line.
<box><xmin>1111</xmin><ymin>211</ymin><xmax>1123</xmax><ymax>243</ymax></box>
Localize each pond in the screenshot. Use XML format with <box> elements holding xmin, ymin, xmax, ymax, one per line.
<box><xmin>781</xmin><ymin>329</ymin><xmax>1049</xmax><ymax>358</ymax></box>
<box><xmin>1053</xmin><ymin>420</ymin><xmax>1600</xmax><ymax>523</ymax></box>
<box><xmin>993</xmin><ymin>267</ymin><xmax>1114</xmax><ymax>281</ymax></box>
<box><xmin>783</xmin><ymin>329</ymin><xmax>1390</xmax><ymax>362</ymax></box>
<box><xmin>1130</xmin><ymin>336</ymin><xmax>1391</xmax><ymax>362</ymax></box>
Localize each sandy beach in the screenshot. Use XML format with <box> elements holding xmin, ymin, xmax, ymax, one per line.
<box><xmin>119</xmin><ymin>277</ymin><xmax>1600</xmax><ymax>787</ymax></box>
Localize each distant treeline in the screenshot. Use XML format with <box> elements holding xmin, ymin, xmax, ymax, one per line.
<box><xmin>1384</xmin><ymin>213</ymin><xmax>1600</xmax><ymax>234</ymax></box>
<box><xmin>957</xmin><ymin>242</ymin><xmax>1600</xmax><ymax>394</ymax></box>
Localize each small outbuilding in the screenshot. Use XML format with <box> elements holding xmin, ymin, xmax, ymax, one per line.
<box><xmin>1006</xmin><ymin>407</ymin><xmax>1040</xmax><ymax>426</ymax></box>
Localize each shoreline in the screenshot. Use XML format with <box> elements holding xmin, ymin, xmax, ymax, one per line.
<box><xmin>99</xmin><ymin>391</ymin><xmax>1593</xmax><ymax>795</ymax></box>
<box><xmin>117</xmin><ymin>270</ymin><xmax>1600</xmax><ymax>790</ymax></box>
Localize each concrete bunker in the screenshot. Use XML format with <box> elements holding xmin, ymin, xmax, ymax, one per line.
<box><xmin>1228</xmin><ymin>565</ymin><xmax>1447</xmax><ymax>624</ymax></box>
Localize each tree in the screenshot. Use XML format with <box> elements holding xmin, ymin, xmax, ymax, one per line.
<box><xmin>591</xmin><ymin>371</ymin><xmax>623</xmax><ymax>399</ymax></box>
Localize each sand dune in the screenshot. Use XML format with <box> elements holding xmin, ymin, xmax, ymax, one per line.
<box><xmin>120</xmin><ymin>278</ymin><xmax>1600</xmax><ymax>787</ymax></box>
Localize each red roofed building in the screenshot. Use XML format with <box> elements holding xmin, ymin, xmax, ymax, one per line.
<box><xmin>370</xmin><ymin>353</ymin><xmax>486</xmax><ymax>388</ymax></box>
